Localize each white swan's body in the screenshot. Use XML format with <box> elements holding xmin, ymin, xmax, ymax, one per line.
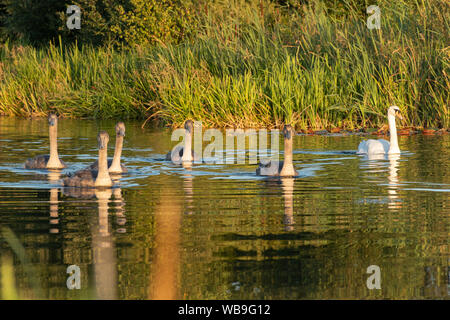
<box><xmin>357</xmin><ymin>106</ymin><xmax>403</xmax><ymax>155</ymax></box>
<box><xmin>357</xmin><ymin>139</ymin><xmax>391</xmax><ymax>154</ymax></box>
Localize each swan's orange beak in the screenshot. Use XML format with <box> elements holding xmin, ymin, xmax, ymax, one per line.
<box><xmin>396</xmin><ymin>111</ymin><xmax>403</xmax><ymax>121</ymax></box>
<box><xmin>283</xmin><ymin>125</ymin><xmax>292</xmax><ymax>139</ymax></box>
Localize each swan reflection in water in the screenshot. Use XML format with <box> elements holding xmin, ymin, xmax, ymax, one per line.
<box><xmin>112</xmin><ymin>187</ymin><xmax>126</xmax><ymax>233</ymax></box>
<box><xmin>47</xmin><ymin>170</ymin><xmax>62</xmax><ymax>234</ymax></box>
<box><xmin>182</xmin><ymin>162</ymin><xmax>194</xmax><ymax>215</ymax></box>
<box><xmin>62</xmin><ymin>186</ymin><xmax>126</xmax><ymax>299</ymax></box>
<box><xmin>386</xmin><ymin>154</ymin><xmax>401</xmax><ymax>210</ymax></box>
<box><xmin>93</xmin><ymin>188</ymin><xmax>117</xmax><ymax>300</ymax></box>
<box><xmin>281</xmin><ymin>178</ymin><xmax>295</xmax><ymax>231</ymax></box>
<box><xmin>363</xmin><ymin>153</ymin><xmax>402</xmax><ymax>209</ymax></box>
<box><xmin>262</xmin><ymin>177</ymin><xmax>296</xmax><ymax>231</ymax></box>
<box><xmin>107</xmin><ymin>171</ymin><xmax>127</xmax><ymax>232</ymax></box>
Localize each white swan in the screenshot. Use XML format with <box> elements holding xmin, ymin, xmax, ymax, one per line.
<box><xmin>357</xmin><ymin>106</ymin><xmax>403</xmax><ymax>155</ymax></box>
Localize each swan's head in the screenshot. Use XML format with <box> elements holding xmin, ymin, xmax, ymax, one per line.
<box><xmin>115</xmin><ymin>122</ymin><xmax>126</xmax><ymax>137</ymax></box>
<box><xmin>282</xmin><ymin>124</ymin><xmax>293</xmax><ymax>140</ymax></box>
<box><xmin>48</xmin><ymin>114</ymin><xmax>58</xmax><ymax>126</ymax></box>
<box><xmin>97</xmin><ymin>131</ymin><xmax>110</xmax><ymax>150</ymax></box>
<box><xmin>184</xmin><ymin>120</ymin><xmax>194</xmax><ymax>133</ymax></box>
<box><xmin>388</xmin><ymin>106</ymin><xmax>403</xmax><ymax>120</ymax></box>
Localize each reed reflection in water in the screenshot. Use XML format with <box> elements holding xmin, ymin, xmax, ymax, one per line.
<box><xmin>149</xmin><ymin>184</ymin><xmax>181</xmax><ymax>300</ymax></box>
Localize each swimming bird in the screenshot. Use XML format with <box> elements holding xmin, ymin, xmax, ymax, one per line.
<box><xmin>25</xmin><ymin>114</ymin><xmax>66</xmax><ymax>169</ymax></box>
<box><xmin>357</xmin><ymin>106</ymin><xmax>403</xmax><ymax>155</ymax></box>
<box><xmin>256</xmin><ymin>124</ymin><xmax>298</xmax><ymax>177</ymax></box>
<box><xmin>165</xmin><ymin>120</ymin><xmax>200</xmax><ymax>164</ymax></box>
<box><xmin>88</xmin><ymin>122</ymin><xmax>128</xmax><ymax>174</ymax></box>
<box><xmin>63</xmin><ymin>131</ymin><xmax>113</xmax><ymax>188</ymax></box>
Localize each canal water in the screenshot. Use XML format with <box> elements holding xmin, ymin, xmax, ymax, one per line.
<box><xmin>0</xmin><ymin>117</ymin><xmax>448</xmax><ymax>299</ymax></box>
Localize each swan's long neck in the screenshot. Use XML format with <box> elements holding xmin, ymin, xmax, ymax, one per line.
<box><xmin>388</xmin><ymin>114</ymin><xmax>400</xmax><ymax>154</ymax></box>
<box><xmin>95</xmin><ymin>146</ymin><xmax>112</xmax><ymax>187</ymax></box>
<box><xmin>109</xmin><ymin>135</ymin><xmax>123</xmax><ymax>172</ymax></box>
<box><xmin>47</xmin><ymin>123</ymin><xmax>64</xmax><ymax>169</ymax></box>
<box><xmin>182</xmin><ymin>129</ymin><xmax>193</xmax><ymax>162</ymax></box>
<box><xmin>280</xmin><ymin>135</ymin><xmax>297</xmax><ymax>176</ymax></box>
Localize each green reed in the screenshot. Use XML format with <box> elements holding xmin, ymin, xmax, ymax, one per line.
<box><xmin>0</xmin><ymin>0</ymin><xmax>448</xmax><ymax>129</ymax></box>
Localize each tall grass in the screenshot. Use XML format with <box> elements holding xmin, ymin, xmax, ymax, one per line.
<box><xmin>0</xmin><ymin>0</ymin><xmax>448</xmax><ymax>128</ymax></box>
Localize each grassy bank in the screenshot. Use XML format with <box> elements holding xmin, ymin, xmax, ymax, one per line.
<box><xmin>0</xmin><ymin>0</ymin><xmax>448</xmax><ymax>129</ymax></box>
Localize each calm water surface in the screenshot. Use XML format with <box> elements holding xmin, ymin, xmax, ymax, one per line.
<box><xmin>0</xmin><ymin>117</ymin><xmax>448</xmax><ymax>299</ymax></box>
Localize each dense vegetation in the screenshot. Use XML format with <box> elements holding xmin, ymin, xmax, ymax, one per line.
<box><xmin>0</xmin><ymin>0</ymin><xmax>448</xmax><ymax>129</ymax></box>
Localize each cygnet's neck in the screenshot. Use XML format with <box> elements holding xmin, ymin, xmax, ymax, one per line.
<box><xmin>109</xmin><ymin>134</ymin><xmax>123</xmax><ymax>172</ymax></box>
<box><xmin>182</xmin><ymin>129</ymin><xmax>193</xmax><ymax>162</ymax></box>
<box><xmin>47</xmin><ymin>124</ymin><xmax>64</xmax><ymax>169</ymax></box>
<box><xmin>95</xmin><ymin>146</ymin><xmax>112</xmax><ymax>187</ymax></box>
<box><xmin>280</xmin><ymin>135</ymin><xmax>297</xmax><ymax>176</ymax></box>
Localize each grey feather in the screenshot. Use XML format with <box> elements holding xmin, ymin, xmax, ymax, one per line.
<box><xmin>165</xmin><ymin>146</ymin><xmax>200</xmax><ymax>164</ymax></box>
<box><xmin>256</xmin><ymin>159</ymin><xmax>284</xmax><ymax>176</ymax></box>
<box><xmin>25</xmin><ymin>155</ymin><xmax>66</xmax><ymax>169</ymax></box>
<box><xmin>87</xmin><ymin>159</ymin><xmax>128</xmax><ymax>173</ymax></box>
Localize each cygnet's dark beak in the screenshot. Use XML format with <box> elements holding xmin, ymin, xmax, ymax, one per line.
<box><xmin>283</xmin><ymin>125</ymin><xmax>292</xmax><ymax>139</ymax></box>
<box><xmin>117</xmin><ymin>127</ymin><xmax>125</xmax><ymax>137</ymax></box>
<box><xmin>48</xmin><ymin>116</ymin><xmax>56</xmax><ymax>126</ymax></box>
<box><xmin>98</xmin><ymin>132</ymin><xmax>109</xmax><ymax>149</ymax></box>
<box><xmin>184</xmin><ymin>120</ymin><xmax>194</xmax><ymax>133</ymax></box>
<box><xmin>98</xmin><ymin>138</ymin><xmax>105</xmax><ymax>149</ymax></box>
